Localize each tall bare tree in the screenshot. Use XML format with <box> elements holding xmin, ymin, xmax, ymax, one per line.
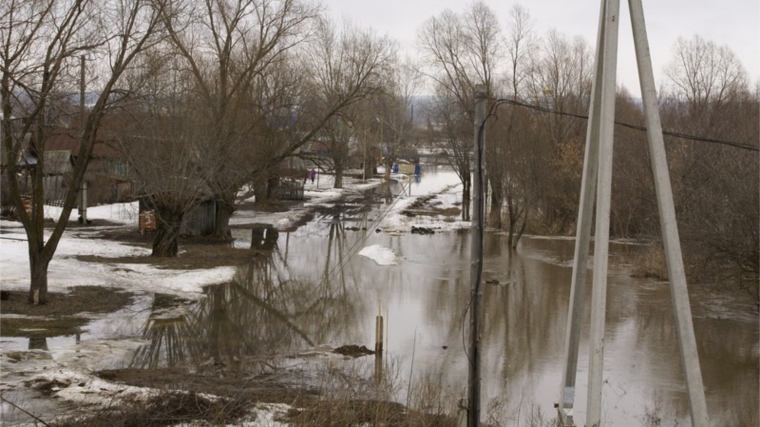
<box><xmin>486</xmin><ymin>4</ymin><xmax>537</xmax><ymax>233</ymax></box>
<box><xmin>525</xmin><ymin>30</ymin><xmax>592</xmax><ymax>232</ymax></box>
<box><xmin>158</xmin><ymin>4</ymin><xmax>392</xmax><ymax>236</ymax></box>
<box><xmin>115</xmin><ymin>48</ymin><xmax>215</xmax><ymax>257</ymax></box>
<box><xmin>505</xmin><ymin>4</ymin><xmax>536</xmax><ymax>99</ymax></box>
<box><xmin>304</xmin><ymin>17</ymin><xmax>394</xmax><ymax>186</ymax></box>
<box><xmin>1</xmin><ymin>0</ymin><xmax>162</xmax><ymax>303</ymax></box>
<box><xmin>156</xmin><ymin>0</ymin><xmax>320</xmax><ymax>237</ymax></box>
<box><xmin>661</xmin><ymin>38</ymin><xmax>758</xmax><ymax>302</ymax></box>
<box><xmin>377</xmin><ymin>56</ymin><xmax>422</xmax><ymax>183</ymax></box>
<box><xmin>418</xmin><ymin>2</ymin><xmax>503</xmax><ymax>222</ymax></box>
<box><xmin>426</xmin><ymin>85</ymin><xmax>472</xmax><ymax>220</ymax></box>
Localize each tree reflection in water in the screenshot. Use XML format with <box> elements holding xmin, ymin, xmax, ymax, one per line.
<box><xmin>132</xmin><ymin>221</ymin><xmax>363</xmax><ymax>369</ymax></box>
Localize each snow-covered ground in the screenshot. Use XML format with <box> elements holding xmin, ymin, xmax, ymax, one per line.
<box><xmin>0</xmin><ymin>168</ymin><xmax>469</xmax><ymax>426</ymax></box>
<box><xmin>1</xmin><ymin>202</ymin><xmax>237</xmax><ymax>298</ymax></box>
<box><xmin>358</xmin><ymin>244</ymin><xmax>399</xmax><ymax>266</ymax></box>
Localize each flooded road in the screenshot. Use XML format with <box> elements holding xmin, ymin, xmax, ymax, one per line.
<box><xmin>3</xmin><ymin>168</ymin><xmax>757</xmax><ymax>426</ymax></box>
<box><xmin>217</xmin><ymin>170</ymin><xmax>758</xmax><ymax>425</ymax></box>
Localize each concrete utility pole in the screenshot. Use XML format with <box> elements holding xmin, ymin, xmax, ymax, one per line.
<box><xmin>556</xmin><ymin>0</ymin><xmax>609</xmax><ymax>422</ymax></box>
<box><xmin>468</xmin><ymin>84</ymin><xmax>487</xmax><ymax>427</ymax></box>
<box><xmin>556</xmin><ymin>1</ymin><xmax>709</xmax><ymax>426</ymax></box>
<box><xmin>628</xmin><ymin>0</ymin><xmax>709</xmax><ymax>424</ymax></box>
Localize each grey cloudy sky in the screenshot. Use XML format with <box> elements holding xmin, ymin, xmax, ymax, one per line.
<box><xmin>322</xmin><ymin>0</ymin><xmax>759</xmax><ymax>97</ymax></box>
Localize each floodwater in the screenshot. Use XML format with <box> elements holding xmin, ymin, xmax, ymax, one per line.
<box><xmin>218</xmin><ymin>168</ymin><xmax>759</xmax><ymax>425</ymax></box>
<box><xmin>3</xmin><ymin>168</ymin><xmax>758</xmax><ymax>426</ymax></box>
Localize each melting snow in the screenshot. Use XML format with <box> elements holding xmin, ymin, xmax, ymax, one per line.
<box><xmin>358</xmin><ymin>245</ymin><xmax>398</xmax><ymax>266</ymax></box>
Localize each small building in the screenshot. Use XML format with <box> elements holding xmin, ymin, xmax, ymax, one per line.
<box><xmin>138</xmin><ymin>196</ymin><xmax>217</xmax><ymax>236</ymax></box>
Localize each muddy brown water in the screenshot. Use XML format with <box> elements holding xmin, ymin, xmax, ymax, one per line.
<box><xmin>2</xmin><ymin>168</ymin><xmax>758</xmax><ymax>426</ymax></box>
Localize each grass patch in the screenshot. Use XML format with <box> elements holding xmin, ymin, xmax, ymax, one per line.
<box><xmin>1</xmin><ymin>286</ymin><xmax>133</xmax><ymax>316</ymax></box>
<box><xmin>0</xmin><ymin>286</ymin><xmax>134</xmax><ymax>337</ymax></box>
<box><xmin>76</xmin><ymin>244</ymin><xmax>265</xmax><ymax>270</ymax></box>
<box><xmin>50</xmin><ymin>391</ymin><xmax>249</xmax><ymax>427</ymax></box>
<box><xmin>630</xmin><ymin>246</ymin><xmax>668</xmax><ymax>280</ymax></box>
<box><xmin>94</xmin><ymin>366</ymin><xmax>316</xmax><ymax>405</ymax></box>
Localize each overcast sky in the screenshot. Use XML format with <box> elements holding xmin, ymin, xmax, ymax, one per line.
<box><xmin>321</xmin><ymin>0</ymin><xmax>759</xmax><ymax>98</ymax></box>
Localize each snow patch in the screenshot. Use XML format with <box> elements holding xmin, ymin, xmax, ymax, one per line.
<box><xmin>358</xmin><ymin>245</ymin><xmax>398</xmax><ymax>266</ymax></box>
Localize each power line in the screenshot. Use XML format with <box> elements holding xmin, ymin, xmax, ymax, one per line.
<box><xmin>490</xmin><ymin>98</ymin><xmax>760</xmax><ymax>152</ymax></box>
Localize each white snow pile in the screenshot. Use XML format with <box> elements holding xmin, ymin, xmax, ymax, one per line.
<box><xmin>358</xmin><ymin>245</ymin><xmax>398</xmax><ymax>266</ymax></box>
<box><xmin>0</xmin><ymin>224</ymin><xmax>235</xmax><ymax>296</ymax></box>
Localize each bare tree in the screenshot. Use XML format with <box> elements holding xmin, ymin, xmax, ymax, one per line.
<box><xmin>505</xmin><ymin>4</ymin><xmax>536</xmax><ymax>99</ymax></box>
<box><xmin>418</xmin><ymin>2</ymin><xmax>503</xmax><ymax>222</ymax></box>
<box><xmin>661</xmin><ymin>38</ymin><xmax>758</xmax><ymax>303</ymax></box>
<box><xmin>158</xmin><ymin>4</ymin><xmax>392</xmax><ymax>235</ymax></box>
<box><xmin>525</xmin><ymin>30</ymin><xmax>592</xmax><ymax>233</ymax></box>
<box><xmin>427</xmin><ymin>85</ymin><xmax>472</xmax><ymax>220</ymax></box>
<box><xmin>320</xmin><ymin>113</ymin><xmax>356</xmax><ymax>189</ymax></box>
<box><xmin>1</xmin><ymin>0</ymin><xmax>161</xmax><ymax>303</ymax></box>
<box><xmin>155</xmin><ymin>0</ymin><xmax>320</xmax><ymax>237</ymax></box>
<box><xmin>115</xmin><ymin>48</ymin><xmax>215</xmax><ymax>257</ymax></box>
<box><xmin>377</xmin><ymin>56</ymin><xmax>423</xmax><ymax>183</ymax></box>
<box><xmin>664</xmin><ymin>35</ymin><xmax>749</xmax><ymax>131</ymax></box>
<box><xmin>485</xmin><ymin>4</ymin><xmax>537</xmax><ymax>233</ymax></box>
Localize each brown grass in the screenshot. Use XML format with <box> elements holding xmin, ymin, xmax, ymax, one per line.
<box><xmin>0</xmin><ymin>286</ymin><xmax>134</xmax><ymax>337</ymax></box>
<box><xmin>630</xmin><ymin>246</ymin><xmax>669</xmax><ymax>280</ymax></box>
<box><xmin>50</xmin><ymin>391</ymin><xmax>248</xmax><ymax>427</ymax></box>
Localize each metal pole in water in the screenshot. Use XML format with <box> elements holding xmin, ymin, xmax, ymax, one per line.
<box><xmin>468</xmin><ymin>84</ymin><xmax>487</xmax><ymax>427</ymax></box>
<box><xmin>628</xmin><ymin>0</ymin><xmax>709</xmax><ymax>424</ymax></box>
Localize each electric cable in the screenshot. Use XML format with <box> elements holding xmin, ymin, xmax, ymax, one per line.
<box><xmin>490</xmin><ymin>97</ymin><xmax>759</xmax><ymax>152</ymax></box>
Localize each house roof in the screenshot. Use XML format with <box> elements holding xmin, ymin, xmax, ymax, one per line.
<box><xmin>43</xmin><ymin>126</ymin><xmax>121</xmax><ymax>158</ymax></box>
<box><xmin>44</xmin><ymin>150</ymin><xmax>72</xmax><ymax>175</ymax></box>
<box><xmin>308</xmin><ymin>140</ymin><xmax>331</xmax><ymax>152</ymax></box>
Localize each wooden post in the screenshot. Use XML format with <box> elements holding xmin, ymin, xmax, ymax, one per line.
<box><xmin>375</xmin><ymin>309</ymin><xmax>384</xmax><ymax>354</ymax></box>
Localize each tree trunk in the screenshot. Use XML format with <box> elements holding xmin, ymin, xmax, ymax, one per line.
<box><xmin>267</xmin><ymin>175</ymin><xmax>278</xmax><ymax>199</ymax></box>
<box><xmin>384</xmin><ymin>155</ymin><xmax>393</xmax><ymax>182</ymax></box>
<box><xmin>363</xmin><ymin>154</ymin><xmax>375</xmax><ymax>179</ymax></box>
<box><xmin>213</xmin><ymin>198</ymin><xmax>234</xmax><ymax>239</ymax></box>
<box><xmin>462</xmin><ymin>179</ymin><xmax>471</xmax><ymax>221</ymax></box>
<box><xmin>28</xmin><ymin>252</ymin><xmax>51</xmax><ymax>304</ymax></box>
<box><xmin>488</xmin><ymin>177</ymin><xmax>503</xmax><ymax>229</ymax></box>
<box><xmin>152</xmin><ymin>210</ymin><xmax>182</xmax><ymax>257</ymax></box>
<box><xmin>253</xmin><ymin>177</ymin><xmax>268</xmax><ymax>206</ymax></box>
<box><xmin>513</xmin><ymin>216</ymin><xmax>527</xmax><ymax>249</ymax></box>
<box><xmin>334</xmin><ymin>159</ymin><xmax>344</xmax><ymax>188</ymax></box>
<box><xmin>506</xmin><ymin>198</ymin><xmax>517</xmax><ymax>248</ymax></box>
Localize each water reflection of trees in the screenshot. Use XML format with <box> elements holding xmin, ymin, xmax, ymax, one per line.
<box><xmin>419</xmin><ymin>233</ymin><xmax>573</xmax><ymax>415</ymax></box>
<box><xmin>131</xmin><ymin>223</ymin><xmax>363</xmax><ymax>369</ymax></box>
